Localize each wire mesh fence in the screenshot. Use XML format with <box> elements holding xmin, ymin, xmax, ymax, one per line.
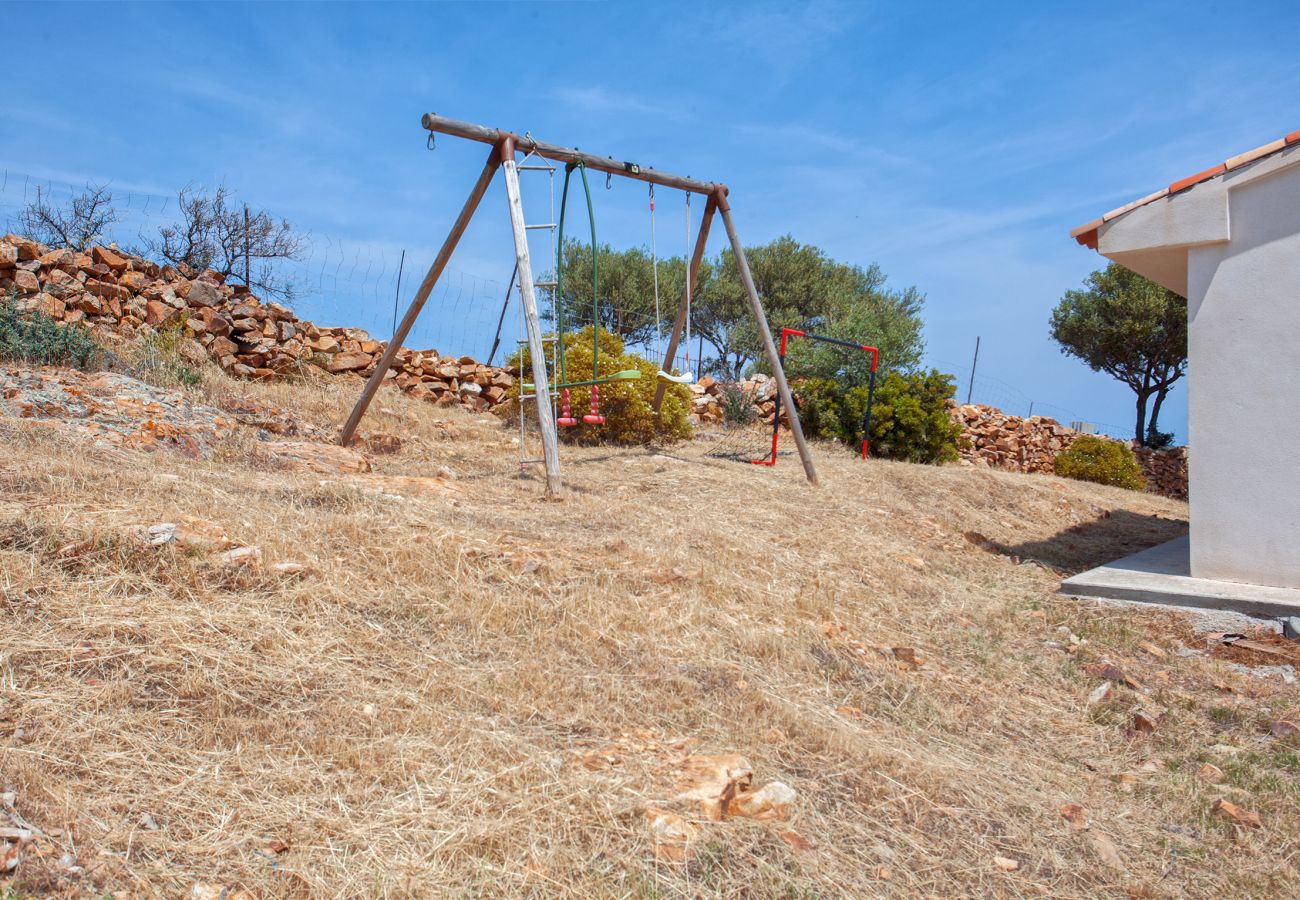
<box><xmin>928</xmin><ymin>353</ymin><xmax>1135</xmax><ymax>439</ymax></box>
<box><xmin>0</xmin><ymin>167</ymin><xmax>521</xmax><ymax>357</ymax></box>
<box><xmin>1</xmin><ymin>166</ymin><xmax>1144</xmax><ymax>438</ymax></box>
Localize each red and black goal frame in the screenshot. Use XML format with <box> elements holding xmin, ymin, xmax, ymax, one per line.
<box><xmin>751</xmin><ymin>327</ymin><xmax>880</xmax><ymax>466</ymax></box>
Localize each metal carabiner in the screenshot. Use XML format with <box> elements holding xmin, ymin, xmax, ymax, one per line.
<box><xmin>426</xmin><ymin>132</ymin><xmax>436</xmax><ymax>151</ymax></box>
<box><xmin>606</xmin><ymin>172</ymin><xmax>613</xmax><ymax>191</ymax></box>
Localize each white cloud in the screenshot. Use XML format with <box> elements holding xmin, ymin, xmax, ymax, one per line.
<box><xmin>709</xmin><ymin>0</ymin><xmax>864</xmax><ymax>82</ymax></box>
<box><xmin>549</xmin><ymin>86</ymin><xmax>679</xmax><ymax>121</ymax></box>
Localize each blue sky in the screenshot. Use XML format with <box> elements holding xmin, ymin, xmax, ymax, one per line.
<box><xmin>4</xmin><ymin>1</ymin><xmax>1299</xmax><ymax>442</ymax></box>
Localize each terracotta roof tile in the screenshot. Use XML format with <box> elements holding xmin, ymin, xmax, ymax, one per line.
<box><xmin>1226</xmin><ymin>139</ymin><xmax>1286</xmax><ymax>171</ymax></box>
<box><xmin>1071</xmin><ymin>218</ymin><xmax>1102</xmax><ymax>248</ymax></box>
<box><xmin>1168</xmin><ymin>163</ymin><xmax>1226</xmax><ymax>195</ymax></box>
<box><xmin>1071</xmin><ymin>129</ymin><xmax>1298</xmax><ymax>244</ymax></box>
<box><xmin>1069</xmin><ymin>218</ymin><xmax>1102</xmax><ymax>238</ymax></box>
<box><xmin>1102</xmin><ymin>187</ymin><xmax>1169</xmax><ymax>222</ymax></box>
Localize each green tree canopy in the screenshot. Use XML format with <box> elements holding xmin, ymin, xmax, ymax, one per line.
<box><xmin>698</xmin><ymin>237</ymin><xmax>925</xmax><ymax>381</ymax></box>
<box><xmin>1049</xmin><ymin>262</ymin><xmax>1187</xmax><ymax>445</ymax></box>
<box><xmin>550</xmin><ymin>241</ymin><xmax>669</xmax><ymax>349</ymax></box>
<box><xmin>774</xmin><ymin>259</ymin><xmax>925</xmax><ymax>390</ymax></box>
<box><xmin>695</xmin><ymin>237</ymin><xmax>833</xmax><ymax>378</ymax></box>
<box><xmin>548</xmin><ymin>235</ymin><xmax>926</xmax><ymax>385</ymax></box>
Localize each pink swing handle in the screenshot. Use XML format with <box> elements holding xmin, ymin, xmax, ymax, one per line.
<box><xmin>582</xmin><ymin>384</ymin><xmax>605</xmax><ymax>425</ymax></box>
<box><xmin>557</xmin><ymin>388</ymin><xmax>578</xmax><ymax>427</ymax></box>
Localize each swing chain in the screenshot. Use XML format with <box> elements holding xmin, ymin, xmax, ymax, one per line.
<box><xmin>684</xmin><ymin>191</ymin><xmax>692</xmax><ymax>375</ymax></box>
<box><xmin>605</xmin><ymin>172</ymin><xmax>612</xmax><ymax>191</ymax></box>
<box><xmin>649</xmin><ymin>181</ymin><xmax>661</xmax><ymax>359</ymax></box>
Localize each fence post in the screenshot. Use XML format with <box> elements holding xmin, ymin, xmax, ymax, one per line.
<box><xmin>966</xmin><ymin>336</ymin><xmax>980</xmax><ymax>405</ymax></box>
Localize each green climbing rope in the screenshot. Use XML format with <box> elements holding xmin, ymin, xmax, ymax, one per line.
<box><xmin>550</xmin><ymin>161</ymin><xmax>640</xmax><ymax>391</ymax></box>
<box><xmin>555</xmin><ymin>160</ymin><xmax>600</xmax><ymax>385</ymax></box>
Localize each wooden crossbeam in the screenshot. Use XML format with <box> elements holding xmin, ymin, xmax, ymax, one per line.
<box><xmin>422</xmin><ymin>113</ymin><xmax>721</xmax><ymax>196</ymax></box>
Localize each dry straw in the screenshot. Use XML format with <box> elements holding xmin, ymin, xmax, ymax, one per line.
<box><xmin>1</xmin><ymin>368</ymin><xmax>1294</xmax><ymax>897</ymax></box>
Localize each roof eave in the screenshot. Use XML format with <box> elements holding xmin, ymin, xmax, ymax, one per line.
<box><xmin>1069</xmin><ymin>128</ymin><xmax>1300</xmax><ymax>248</ymax></box>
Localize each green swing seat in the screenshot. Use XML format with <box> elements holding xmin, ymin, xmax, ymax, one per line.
<box><xmin>522</xmin><ymin>368</ymin><xmax>641</xmax><ymax>393</ymax></box>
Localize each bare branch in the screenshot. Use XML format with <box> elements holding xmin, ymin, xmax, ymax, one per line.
<box><xmin>18</xmin><ymin>183</ymin><xmax>118</xmax><ymax>251</ymax></box>
<box><xmin>145</xmin><ymin>185</ymin><xmax>305</xmax><ymax>302</ymax></box>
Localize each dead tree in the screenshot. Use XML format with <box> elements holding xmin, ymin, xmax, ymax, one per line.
<box><xmin>19</xmin><ymin>183</ymin><xmax>118</xmax><ymax>251</ymax></box>
<box><xmin>148</xmin><ymin>186</ymin><xmax>305</xmax><ymax>302</ymax></box>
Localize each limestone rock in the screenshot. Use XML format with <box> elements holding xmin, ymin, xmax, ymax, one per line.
<box><xmin>12</xmin><ymin>269</ymin><xmax>39</xmax><ymax>294</ymax></box>
<box><xmin>91</xmin><ymin>245</ymin><xmax>128</xmax><ymax>272</ymax></box>
<box><xmin>726</xmin><ymin>781</ymin><xmax>797</xmax><ymax>821</ymax></box>
<box><xmin>186</xmin><ymin>280</ymin><xmax>221</xmax><ymax>307</ymax></box>
<box><xmin>269</xmin><ymin>441</ymin><xmax>372</xmax><ymax>474</ymax></box>
<box><xmin>216</xmin><ymin>545</ymin><xmax>263</xmax><ymax>571</ymax></box>
<box><xmin>144</xmin><ymin>517</ymin><xmax>233</xmax><ymax>552</ymax></box>
<box><xmin>674</xmin><ymin>754</ymin><xmax>754</xmax><ymax>821</ymax></box>
<box><xmin>645</xmin><ymin>808</ymin><xmax>700</xmax><ymax>861</ymax></box>
<box><xmin>325</xmin><ymin>351</ymin><xmax>373</xmax><ymax>373</ymax></box>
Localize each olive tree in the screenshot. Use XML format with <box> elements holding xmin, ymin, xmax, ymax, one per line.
<box><xmin>1049</xmin><ymin>263</ymin><xmax>1187</xmax><ymax>445</ymax></box>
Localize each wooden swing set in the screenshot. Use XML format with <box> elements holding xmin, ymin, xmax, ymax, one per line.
<box><xmin>338</xmin><ymin>113</ymin><xmax>819</xmax><ymax>495</ymax></box>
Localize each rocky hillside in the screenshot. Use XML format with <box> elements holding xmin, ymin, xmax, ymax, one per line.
<box><xmin>3</xmin><ymin>232</ymin><xmax>1187</xmax><ymax>497</ymax></box>
<box><xmin>1</xmin><ymin>234</ymin><xmax>513</xmax><ymax>415</ymax></box>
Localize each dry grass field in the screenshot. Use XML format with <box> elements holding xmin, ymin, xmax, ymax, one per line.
<box><xmin>2</xmin><ymin>365</ymin><xmax>1298</xmax><ymax>898</ymax></box>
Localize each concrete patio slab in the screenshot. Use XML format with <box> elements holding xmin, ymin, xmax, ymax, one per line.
<box><xmin>1060</xmin><ymin>535</ymin><xmax>1300</xmax><ymax>619</ymax></box>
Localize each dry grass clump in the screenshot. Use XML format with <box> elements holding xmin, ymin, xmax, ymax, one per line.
<box><xmin>2</xmin><ymin>367</ymin><xmax>1298</xmax><ymax>897</ymax></box>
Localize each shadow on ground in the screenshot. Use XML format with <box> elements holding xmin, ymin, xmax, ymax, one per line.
<box><xmin>969</xmin><ymin>509</ymin><xmax>1188</xmax><ymax>576</ymax></box>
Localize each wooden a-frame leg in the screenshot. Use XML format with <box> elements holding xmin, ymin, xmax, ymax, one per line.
<box><xmin>501</xmin><ymin>140</ymin><xmax>563</xmax><ymax>497</ymax></box>
<box><xmin>340</xmin><ymin>147</ymin><xmax>500</xmax><ymax>446</ymax></box>
<box><xmin>715</xmin><ymin>195</ymin><xmax>819</xmax><ymax>486</ymax></box>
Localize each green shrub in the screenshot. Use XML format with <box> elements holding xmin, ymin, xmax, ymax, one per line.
<box><xmin>0</xmin><ymin>290</ymin><xmax>103</xmax><ymax>369</ymax></box>
<box><xmin>794</xmin><ymin>369</ymin><xmax>961</xmax><ymax>464</ymax></box>
<box><xmin>861</xmin><ymin>370</ymin><xmax>962</xmax><ymax>464</ymax></box>
<box><xmin>501</xmin><ymin>326</ymin><xmax>692</xmax><ymax>446</ymax></box>
<box><xmin>788</xmin><ymin>377</ymin><xmax>843</xmax><ymax>442</ymax></box>
<box><xmin>1054</xmin><ymin>435</ymin><xmax>1146</xmax><ymax>490</ymax></box>
<box><xmin>1145</xmin><ymin>426</ymin><xmax>1176</xmax><ymax>449</ymax></box>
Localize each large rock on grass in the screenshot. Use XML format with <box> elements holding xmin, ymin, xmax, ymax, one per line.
<box><xmin>268</xmin><ymin>441</ymin><xmax>372</xmax><ymax>474</ymax></box>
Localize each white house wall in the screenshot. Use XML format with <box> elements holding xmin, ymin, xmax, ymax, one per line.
<box><xmin>1185</xmin><ymin>161</ymin><xmax>1300</xmax><ymax>589</ymax></box>
<box><xmin>1095</xmin><ymin>144</ymin><xmax>1300</xmax><ymax>591</ymax></box>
